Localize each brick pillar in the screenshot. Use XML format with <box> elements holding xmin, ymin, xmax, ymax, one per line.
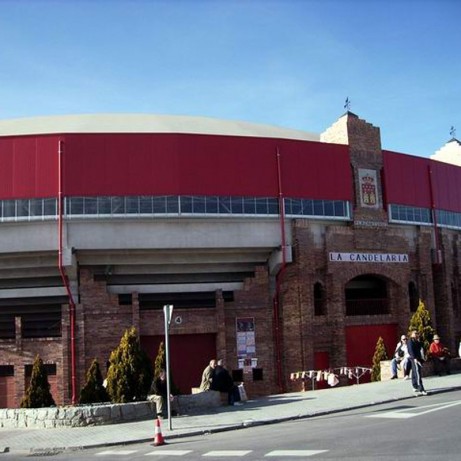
<box><xmin>321</xmin><ymin>112</ymin><xmax>387</xmax><ymax>225</ymax></box>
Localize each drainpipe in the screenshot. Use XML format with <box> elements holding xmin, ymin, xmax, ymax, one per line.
<box><xmin>273</xmin><ymin>147</ymin><xmax>286</xmax><ymax>393</ymax></box>
<box><xmin>428</xmin><ymin>165</ymin><xmax>441</xmax><ymax>264</ymax></box>
<box><xmin>58</xmin><ymin>139</ymin><xmax>77</xmax><ymax>404</ymax></box>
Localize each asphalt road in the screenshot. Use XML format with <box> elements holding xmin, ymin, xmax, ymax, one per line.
<box><xmin>3</xmin><ymin>389</ymin><xmax>461</xmax><ymax>460</ymax></box>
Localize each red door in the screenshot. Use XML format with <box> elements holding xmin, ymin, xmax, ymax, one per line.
<box><xmin>314</xmin><ymin>351</ymin><xmax>330</xmax><ymax>390</ymax></box>
<box><xmin>141</xmin><ymin>333</ymin><xmax>216</xmax><ymax>394</ymax></box>
<box><xmin>0</xmin><ymin>373</ymin><xmax>15</xmax><ymax>408</ymax></box>
<box><xmin>345</xmin><ymin>324</ymin><xmax>398</xmax><ymax>384</ymax></box>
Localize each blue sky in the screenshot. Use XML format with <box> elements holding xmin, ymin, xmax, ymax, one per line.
<box><xmin>1</xmin><ymin>0</ymin><xmax>460</xmax><ymax>158</ymax></box>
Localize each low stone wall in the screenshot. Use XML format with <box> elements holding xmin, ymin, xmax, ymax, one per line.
<box><xmin>0</xmin><ymin>401</ymin><xmax>153</xmax><ymax>429</ymax></box>
<box><xmin>0</xmin><ymin>391</ymin><xmax>224</xmax><ymax>429</ymax></box>
<box><xmin>177</xmin><ymin>390</ymin><xmax>222</xmax><ymax>414</ymax></box>
<box><xmin>380</xmin><ymin>357</ymin><xmax>461</xmax><ymax>381</ymax></box>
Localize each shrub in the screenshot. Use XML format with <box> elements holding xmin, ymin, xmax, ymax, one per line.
<box><xmin>408</xmin><ymin>299</ymin><xmax>435</xmax><ymax>353</ymax></box>
<box><xmin>20</xmin><ymin>355</ymin><xmax>56</xmax><ymax>408</ymax></box>
<box><xmin>153</xmin><ymin>341</ymin><xmax>180</xmax><ymax>394</ymax></box>
<box><xmin>79</xmin><ymin>358</ymin><xmax>110</xmax><ymax>404</ymax></box>
<box><xmin>106</xmin><ymin>326</ymin><xmax>153</xmax><ymax>403</ymax></box>
<box><xmin>371</xmin><ymin>336</ymin><xmax>388</xmax><ymax>382</ymax></box>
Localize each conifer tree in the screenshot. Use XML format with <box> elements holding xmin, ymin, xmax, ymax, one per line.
<box><xmin>371</xmin><ymin>336</ymin><xmax>388</xmax><ymax>382</ymax></box>
<box><xmin>79</xmin><ymin>358</ymin><xmax>110</xmax><ymax>404</ymax></box>
<box><xmin>105</xmin><ymin>326</ymin><xmax>153</xmax><ymax>403</ymax></box>
<box><xmin>20</xmin><ymin>355</ymin><xmax>56</xmax><ymax>408</ymax></box>
<box><xmin>153</xmin><ymin>341</ymin><xmax>180</xmax><ymax>394</ymax></box>
<box><xmin>408</xmin><ymin>299</ymin><xmax>435</xmax><ymax>353</ymax></box>
<box><xmin>154</xmin><ymin>341</ymin><xmax>166</xmax><ymax>378</ymax></box>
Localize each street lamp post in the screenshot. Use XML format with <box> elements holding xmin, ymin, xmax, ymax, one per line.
<box><xmin>163</xmin><ymin>304</ymin><xmax>173</xmax><ymax>430</ymax></box>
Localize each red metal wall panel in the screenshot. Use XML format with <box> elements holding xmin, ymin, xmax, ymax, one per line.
<box><xmin>383</xmin><ymin>150</ymin><xmax>461</xmax><ymax>213</ymax></box>
<box><xmin>382</xmin><ymin>151</ymin><xmax>432</xmax><ymax>208</ymax></box>
<box><xmin>0</xmin><ymin>135</ymin><xmax>59</xmax><ymax>199</ymax></box>
<box><xmin>431</xmin><ymin>161</ymin><xmax>461</xmax><ymax>212</ymax></box>
<box><xmin>3</xmin><ymin>132</ymin><xmax>461</xmax><ymax>212</ymax></box>
<box><xmin>0</xmin><ymin>133</ymin><xmax>351</xmax><ymax>201</ymax></box>
<box><xmin>62</xmin><ymin>134</ymin><xmax>352</xmax><ymax>200</ymax></box>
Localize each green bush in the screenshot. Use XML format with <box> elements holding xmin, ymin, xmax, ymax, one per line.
<box><xmin>153</xmin><ymin>341</ymin><xmax>180</xmax><ymax>394</ymax></box>
<box><xmin>20</xmin><ymin>355</ymin><xmax>56</xmax><ymax>408</ymax></box>
<box><xmin>408</xmin><ymin>299</ymin><xmax>435</xmax><ymax>353</ymax></box>
<box><xmin>371</xmin><ymin>336</ymin><xmax>388</xmax><ymax>382</ymax></box>
<box><xmin>106</xmin><ymin>326</ymin><xmax>153</xmax><ymax>403</ymax></box>
<box><xmin>79</xmin><ymin>358</ymin><xmax>110</xmax><ymax>404</ymax></box>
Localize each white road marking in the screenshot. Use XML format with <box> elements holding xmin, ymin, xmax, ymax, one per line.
<box><xmin>96</xmin><ymin>450</ymin><xmax>138</xmax><ymax>456</ymax></box>
<box><xmin>203</xmin><ymin>450</ymin><xmax>252</xmax><ymax>456</ymax></box>
<box><xmin>365</xmin><ymin>400</ymin><xmax>461</xmax><ymax>419</ymax></box>
<box><xmin>145</xmin><ymin>450</ymin><xmax>193</xmax><ymax>456</ymax></box>
<box><xmin>265</xmin><ymin>450</ymin><xmax>328</xmax><ymax>457</ymax></box>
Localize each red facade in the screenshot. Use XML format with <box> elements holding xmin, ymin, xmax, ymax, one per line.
<box><xmin>383</xmin><ymin>150</ymin><xmax>461</xmax><ymax>212</ymax></box>
<box><xmin>0</xmin><ymin>134</ymin><xmax>352</xmax><ymax>200</ymax></box>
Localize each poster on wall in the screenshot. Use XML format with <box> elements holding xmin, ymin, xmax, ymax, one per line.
<box><xmin>236</xmin><ymin>317</ymin><xmax>256</xmax><ymax>372</ymax></box>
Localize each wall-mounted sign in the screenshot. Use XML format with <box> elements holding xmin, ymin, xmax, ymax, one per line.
<box><xmin>329</xmin><ymin>252</ymin><xmax>409</xmax><ymax>263</ymax></box>
<box><xmin>358</xmin><ymin>168</ymin><xmax>379</xmax><ymax>209</ymax></box>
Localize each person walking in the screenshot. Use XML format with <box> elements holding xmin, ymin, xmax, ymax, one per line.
<box><xmin>407</xmin><ymin>330</ymin><xmax>427</xmax><ymax>396</ymax></box>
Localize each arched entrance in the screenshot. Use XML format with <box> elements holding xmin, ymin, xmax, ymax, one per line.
<box><xmin>345</xmin><ymin>274</ymin><xmax>389</xmax><ymax>316</ymax></box>
<box><xmin>344</xmin><ymin>274</ymin><xmax>397</xmax><ymax>383</ymax></box>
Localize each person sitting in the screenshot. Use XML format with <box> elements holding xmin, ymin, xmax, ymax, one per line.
<box><xmin>199</xmin><ymin>359</ymin><xmax>217</xmax><ymax>391</ymax></box>
<box><xmin>147</xmin><ymin>369</ymin><xmax>176</xmax><ymax>419</ymax></box>
<box><xmin>390</xmin><ymin>335</ymin><xmax>411</xmax><ymax>379</ymax></box>
<box><xmin>211</xmin><ymin>359</ymin><xmax>241</xmax><ymax>406</ymax></box>
<box><xmin>429</xmin><ymin>334</ymin><xmax>451</xmax><ymax>376</ymax></box>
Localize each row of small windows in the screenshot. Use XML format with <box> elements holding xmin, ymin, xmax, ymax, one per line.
<box><xmin>4</xmin><ymin>197</ymin><xmax>461</xmax><ymax>229</ymax></box>
<box><xmin>389</xmin><ymin>204</ymin><xmax>432</xmax><ymax>225</ymax></box>
<box><xmin>0</xmin><ymin>196</ymin><xmax>351</xmax><ymax>221</ymax></box>
<box><xmin>389</xmin><ymin>204</ymin><xmax>461</xmax><ymax>230</ymax></box>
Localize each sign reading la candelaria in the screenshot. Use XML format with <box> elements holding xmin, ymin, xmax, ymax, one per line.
<box><xmin>329</xmin><ymin>252</ymin><xmax>409</xmax><ymax>263</ymax></box>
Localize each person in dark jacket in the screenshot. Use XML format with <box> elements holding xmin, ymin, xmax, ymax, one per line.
<box><xmin>211</xmin><ymin>359</ymin><xmax>240</xmax><ymax>405</ymax></box>
<box><xmin>147</xmin><ymin>369</ymin><xmax>173</xmax><ymax>418</ymax></box>
<box><xmin>407</xmin><ymin>330</ymin><xmax>427</xmax><ymax>396</ymax></box>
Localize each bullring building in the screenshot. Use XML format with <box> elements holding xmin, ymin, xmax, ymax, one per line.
<box><xmin>0</xmin><ymin>112</ymin><xmax>460</xmax><ymax>407</ymax></box>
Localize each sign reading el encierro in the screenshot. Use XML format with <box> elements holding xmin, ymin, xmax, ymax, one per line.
<box><xmin>329</xmin><ymin>252</ymin><xmax>409</xmax><ymax>263</ymax></box>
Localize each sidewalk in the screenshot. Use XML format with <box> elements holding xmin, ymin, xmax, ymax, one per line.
<box><xmin>1</xmin><ymin>373</ymin><xmax>460</xmax><ymax>455</ymax></box>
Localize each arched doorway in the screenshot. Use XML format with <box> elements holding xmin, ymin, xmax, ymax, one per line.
<box><xmin>344</xmin><ymin>274</ymin><xmax>397</xmax><ymax>383</ymax></box>
<box><xmin>345</xmin><ymin>274</ymin><xmax>389</xmax><ymax>316</ymax></box>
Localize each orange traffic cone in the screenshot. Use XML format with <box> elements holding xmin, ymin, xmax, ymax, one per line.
<box><xmin>153</xmin><ymin>417</ymin><xmax>166</xmax><ymax>446</ymax></box>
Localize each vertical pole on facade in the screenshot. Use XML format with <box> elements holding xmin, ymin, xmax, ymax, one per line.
<box><xmin>58</xmin><ymin>140</ymin><xmax>77</xmax><ymax>405</ymax></box>
<box><xmin>163</xmin><ymin>304</ymin><xmax>173</xmax><ymax>430</ymax></box>
<box><xmin>427</xmin><ymin>165</ymin><xmax>441</xmax><ymax>264</ymax></box>
<box><xmin>274</xmin><ymin>147</ymin><xmax>286</xmax><ymax>392</ymax></box>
